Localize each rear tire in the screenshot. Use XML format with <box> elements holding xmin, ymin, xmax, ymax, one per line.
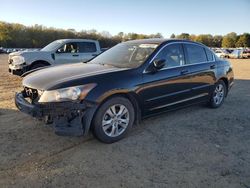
<box><xmin>92</xmin><ymin>97</ymin><xmax>135</xmax><ymax>143</ymax></box>
<box><xmin>208</xmin><ymin>80</ymin><xmax>227</xmax><ymax>108</ymax></box>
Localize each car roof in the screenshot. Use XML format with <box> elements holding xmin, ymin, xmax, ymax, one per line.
<box><xmin>56</xmin><ymin>39</ymin><xmax>98</xmax><ymax>43</ymax></box>
<box><xmin>124</xmin><ymin>38</ymin><xmax>206</xmax><ymax>47</ymax></box>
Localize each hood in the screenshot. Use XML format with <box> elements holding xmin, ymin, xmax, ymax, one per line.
<box><xmin>9</xmin><ymin>50</ymin><xmax>50</xmax><ymax>59</ymax></box>
<box><xmin>23</xmin><ymin>63</ymin><xmax>121</xmax><ymax>90</ymax></box>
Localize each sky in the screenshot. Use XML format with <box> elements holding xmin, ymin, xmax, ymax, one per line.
<box><xmin>0</xmin><ymin>0</ymin><xmax>249</xmax><ymax>37</ymax></box>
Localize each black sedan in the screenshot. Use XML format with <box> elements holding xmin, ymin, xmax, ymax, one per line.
<box><xmin>15</xmin><ymin>39</ymin><xmax>234</xmax><ymax>143</ymax></box>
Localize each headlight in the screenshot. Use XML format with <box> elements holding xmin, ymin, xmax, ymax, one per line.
<box><xmin>38</xmin><ymin>83</ymin><xmax>97</xmax><ymax>103</ymax></box>
<box><xmin>12</xmin><ymin>56</ymin><xmax>25</xmax><ymax>65</ymax></box>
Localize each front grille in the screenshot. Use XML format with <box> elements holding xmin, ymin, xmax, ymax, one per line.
<box><xmin>23</xmin><ymin>87</ymin><xmax>40</xmax><ymax>102</ymax></box>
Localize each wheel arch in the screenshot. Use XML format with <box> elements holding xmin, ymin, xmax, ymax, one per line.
<box><xmin>217</xmin><ymin>77</ymin><xmax>229</xmax><ymax>96</ymax></box>
<box><xmin>29</xmin><ymin>60</ymin><xmax>51</xmax><ymax>69</ymax></box>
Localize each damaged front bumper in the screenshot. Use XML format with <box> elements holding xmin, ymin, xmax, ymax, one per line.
<box><xmin>15</xmin><ymin>92</ymin><xmax>97</xmax><ymax>136</ymax></box>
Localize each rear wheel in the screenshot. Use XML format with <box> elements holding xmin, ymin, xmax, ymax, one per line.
<box><xmin>92</xmin><ymin>97</ymin><xmax>135</xmax><ymax>143</ymax></box>
<box><xmin>209</xmin><ymin>80</ymin><xmax>227</xmax><ymax>108</ymax></box>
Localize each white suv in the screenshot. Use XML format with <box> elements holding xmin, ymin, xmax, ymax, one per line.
<box><xmin>8</xmin><ymin>39</ymin><xmax>101</xmax><ymax>76</ymax></box>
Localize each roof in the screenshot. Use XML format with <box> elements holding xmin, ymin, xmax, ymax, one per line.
<box><xmin>124</xmin><ymin>38</ymin><xmax>206</xmax><ymax>47</ymax></box>
<box><xmin>56</xmin><ymin>39</ymin><xmax>98</xmax><ymax>43</ymax></box>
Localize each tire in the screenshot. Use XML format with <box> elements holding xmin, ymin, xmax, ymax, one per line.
<box><xmin>208</xmin><ymin>80</ymin><xmax>227</xmax><ymax>108</ymax></box>
<box><xmin>92</xmin><ymin>96</ymin><xmax>135</xmax><ymax>143</ymax></box>
<box><xmin>31</xmin><ymin>62</ymin><xmax>48</xmax><ymax>70</ymax></box>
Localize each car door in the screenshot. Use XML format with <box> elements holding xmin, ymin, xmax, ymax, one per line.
<box><xmin>183</xmin><ymin>43</ymin><xmax>216</xmax><ymax>101</ymax></box>
<box><xmin>78</xmin><ymin>42</ymin><xmax>99</xmax><ymax>62</ymax></box>
<box><xmin>54</xmin><ymin>42</ymin><xmax>82</xmax><ymax>64</ymax></box>
<box><xmin>140</xmin><ymin>43</ymin><xmax>195</xmax><ymax>115</ymax></box>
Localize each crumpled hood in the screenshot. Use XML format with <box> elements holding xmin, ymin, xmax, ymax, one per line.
<box><xmin>23</xmin><ymin>63</ymin><xmax>121</xmax><ymax>90</ymax></box>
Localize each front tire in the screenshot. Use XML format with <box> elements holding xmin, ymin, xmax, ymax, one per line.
<box><xmin>209</xmin><ymin>80</ymin><xmax>227</xmax><ymax>108</ymax></box>
<box><xmin>92</xmin><ymin>97</ymin><xmax>135</xmax><ymax>143</ymax></box>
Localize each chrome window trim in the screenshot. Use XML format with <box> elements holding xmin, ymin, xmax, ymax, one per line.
<box><xmin>143</xmin><ymin>41</ymin><xmax>215</xmax><ymax>74</ymax></box>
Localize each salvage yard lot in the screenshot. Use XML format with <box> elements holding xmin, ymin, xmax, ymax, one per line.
<box><xmin>0</xmin><ymin>54</ymin><xmax>250</xmax><ymax>187</ymax></box>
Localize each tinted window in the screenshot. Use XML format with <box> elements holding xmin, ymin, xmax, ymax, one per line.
<box><xmin>78</xmin><ymin>42</ymin><xmax>97</xmax><ymax>53</ymax></box>
<box><xmin>185</xmin><ymin>44</ymin><xmax>207</xmax><ymax>64</ymax></box>
<box><xmin>205</xmin><ymin>48</ymin><xmax>214</xmax><ymax>61</ymax></box>
<box><xmin>155</xmin><ymin>44</ymin><xmax>185</xmax><ymax>68</ymax></box>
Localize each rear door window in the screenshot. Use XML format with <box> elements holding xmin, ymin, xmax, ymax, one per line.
<box><xmin>78</xmin><ymin>42</ymin><xmax>97</xmax><ymax>53</ymax></box>
<box><xmin>184</xmin><ymin>44</ymin><xmax>207</xmax><ymax>64</ymax></box>
<box><xmin>205</xmin><ymin>48</ymin><xmax>214</xmax><ymax>61</ymax></box>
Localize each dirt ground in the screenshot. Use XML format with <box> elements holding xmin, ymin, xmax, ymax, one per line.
<box><xmin>0</xmin><ymin>54</ymin><xmax>250</xmax><ymax>188</ymax></box>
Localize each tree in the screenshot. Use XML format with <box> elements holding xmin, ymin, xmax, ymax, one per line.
<box><xmin>176</xmin><ymin>33</ymin><xmax>190</xmax><ymax>40</ymax></box>
<box><xmin>236</xmin><ymin>33</ymin><xmax>250</xmax><ymax>47</ymax></box>
<box><xmin>170</xmin><ymin>33</ymin><xmax>175</xmax><ymax>38</ymax></box>
<box><xmin>212</xmin><ymin>35</ymin><xmax>223</xmax><ymax>47</ymax></box>
<box><xmin>195</xmin><ymin>34</ymin><xmax>213</xmax><ymax>46</ymax></box>
<box><xmin>222</xmin><ymin>32</ymin><xmax>237</xmax><ymax>48</ymax></box>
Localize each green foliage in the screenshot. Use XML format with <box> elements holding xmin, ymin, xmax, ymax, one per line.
<box><xmin>0</xmin><ymin>21</ymin><xmax>163</xmax><ymax>48</ymax></box>
<box><xmin>222</xmin><ymin>32</ymin><xmax>237</xmax><ymax>48</ymax></box>
<box><xmin>235</xmin><ymin>33</ymin><xmax>250</xmax><ymax>47</ymax></box>
<box><xmin>1</xmin><ymin>21</ymin><xmax>250</xmax><ymax>48</ymax></box>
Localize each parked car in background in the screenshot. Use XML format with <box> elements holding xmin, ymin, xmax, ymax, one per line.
<box><xmin>228</xmin><ymin>49</ymin><xmax>243</xmax><ymax>59</ymax></box>
<box><xmin>242</xmin><ymin>49</ymin><xmax>250</xmax><ymax>58</ymax></box>
<box><xmin>15</xmin><ymin>39</ymin><xmax>234</xmax><ymax>143</ymax></box>
<box><xmin>8</xmin><ymin>39</ymin><xmax>101</xmax><ymax>76</ymax></box>
<box><xmin>214</xmin><ymin>49</ymin><xmax>230</xmax><ymax>58</ymax></box>
<box><xmin>0</xmin><ymin>47</ymin><xmax>6</xmax><ymax>54</ymax></box>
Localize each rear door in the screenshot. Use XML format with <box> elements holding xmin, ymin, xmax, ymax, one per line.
<box><xmin>183</xmin><ymin>44</ymin><xmax>216</xmax><ymax>100</ymax></box>
<box><xmin>78</xmin><ymin>42</ymin><xmax>99</xmax><ymax>62</ymax></box>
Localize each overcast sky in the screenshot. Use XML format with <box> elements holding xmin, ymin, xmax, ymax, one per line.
<box><xmin>0</xmin><ymin>0</ymin><xmax>249</xmax><ymax>37</ymax></box>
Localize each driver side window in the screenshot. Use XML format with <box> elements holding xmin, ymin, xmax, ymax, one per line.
<box><xmin>155</xmin><ymin>44</ymin><xmax>185</xmax><ymax>68</ymax></box>
<box><xmin>57</xmin><ymin>42</ymin><xmax>78</xmax><ymax>53</ymax></box>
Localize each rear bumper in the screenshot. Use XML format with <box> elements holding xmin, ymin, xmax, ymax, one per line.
<box><xmin>15</xmin><ymin>92</ymin><xmax>97</xmax><ymax>136</ymax></box>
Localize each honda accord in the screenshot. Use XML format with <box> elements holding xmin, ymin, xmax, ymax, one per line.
<box><xmin>15</xmin><ymin>39</ymin><xmax>234</xmax><ymax>143</ymax></box>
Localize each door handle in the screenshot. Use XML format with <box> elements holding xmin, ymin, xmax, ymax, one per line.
<box><xmin>72</xmin><ymin>54</ymin><xmax>79</xmax><ymax>57</ymax></box>
<box><xmin>180</xmin><ymin>69</ymin><xmax>189</xmax><ymax>75</ymax></box>
<box><xmin>210</xmin><ymin>64</ymin><xmax>216</xmax><ymax>69</ymax></box>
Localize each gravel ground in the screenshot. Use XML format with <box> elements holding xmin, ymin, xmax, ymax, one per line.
<box><xmin>0</xmin><ymin>54</ymin><xmax>250</xmax><ymax>188</ymax></box>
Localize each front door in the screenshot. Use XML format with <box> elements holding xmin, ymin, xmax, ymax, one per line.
<box><xmin>54</xmin><ymin>42</ymin><xmax>82</xmax><ymax>64</ymax></box>
<box><xmin>140</xmin><ymin>43</ymin><xmax>194</xmax><ymax>115</ymax></box>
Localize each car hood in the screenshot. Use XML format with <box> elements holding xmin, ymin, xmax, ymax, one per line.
<box><xmin>23</xmin><ymin>63</ymin><xmax>121</xmax><ymax>90</ymax></box>
<box><xmin>9</xmin><ymin>50</ymin><xmax>50</xmax><ymax>59</ymax></box>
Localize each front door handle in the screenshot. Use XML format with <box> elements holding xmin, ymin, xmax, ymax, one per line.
<box><xmin>72</xmin><ymin>54</ymin><xmax>79</xmax><ymax>57</ymax></box>
<box><xmin>210</xmin><ymin>64</ymin><xmax>216</xmax><ymax>69</ymax></box>
<box><xmin>180</xmin><ymin>69</ymin><xmax>189</xmax><ymax>75</ymax></box>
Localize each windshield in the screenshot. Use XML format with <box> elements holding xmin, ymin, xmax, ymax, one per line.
<box><xmin>90</xmin><ymin>43</ymin><xmax>158</xmax><ymax>68</ymax></box>
<box><xmin>41</xmin><ymin>41</ymin><xmax>62</xmax><ymax>52</ymax></box>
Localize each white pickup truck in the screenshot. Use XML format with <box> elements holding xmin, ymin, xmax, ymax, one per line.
<box><xmin>8</xmin><ymin>39</ymin><xmax>101</xmax><ymax>76</ymax></box>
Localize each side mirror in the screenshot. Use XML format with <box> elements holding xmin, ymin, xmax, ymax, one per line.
<box><xmin>153</xmin><ymin>59</ymin><xmax>165</xmax><ymax>70</ymax></box>
<box><xmin>57</xmin><ymin>48</ymin><xmax>63</xmax><ymax>53</ymax></box>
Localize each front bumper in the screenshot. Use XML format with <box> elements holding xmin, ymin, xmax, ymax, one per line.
<box><xmin>15</xmin><ymin>92</ymin><xmax>97</xmax><ymax>136</ymax></box>
<box><xmin>9</xmin><ymin>64</ymin><xmax>28</xmax><ymax>76</ymax></box>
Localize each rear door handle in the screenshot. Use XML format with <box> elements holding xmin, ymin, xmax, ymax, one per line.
<box><xmin>180</xmin><ymin>69</ymin><xmax>189</xmax><ymax>75</ymax></box>
<box><xmin>72</xmin><ymin>54</ymin><xmax>79</xmax><ymax>57</ymax></box>
<box><xmin>210</xmin><ymin>64</ymin><xmax>216</xmax><ymax>69</ymax></box>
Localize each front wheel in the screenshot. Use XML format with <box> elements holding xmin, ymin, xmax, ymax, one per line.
<box><xmin>209</xmin><ymin>80</ymin><xmax>227</xmax><ymax>108</ymax></box>
<box><xmin>92</xmin><ymin>97</ymin><xmax>135</xmax><ymax>143</ymax></box>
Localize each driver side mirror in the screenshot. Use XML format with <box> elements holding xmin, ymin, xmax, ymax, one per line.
<box><xmin>153</xmin><ymin>59</ymin><xmax>165</xmax><ymax>70</ymax></box>
<box><xmin>57</xmin><ymin>48</ymin><xmax>63</xmax><ymax>53</ymax></box>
